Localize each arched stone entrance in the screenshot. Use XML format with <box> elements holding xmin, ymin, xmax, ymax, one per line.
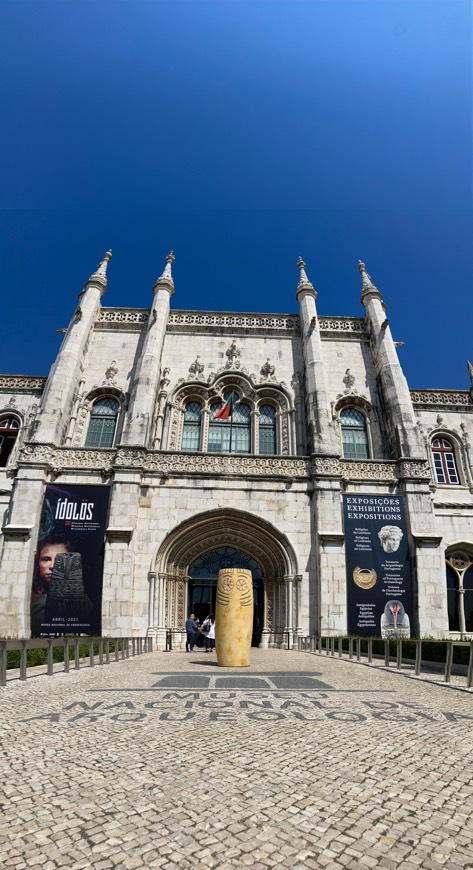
<box><xmin>148</xmin><ymin>509</ymin><xmax>300</xmax><ymax>650</ymax></box>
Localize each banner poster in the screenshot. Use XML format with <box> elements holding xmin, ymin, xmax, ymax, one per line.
<box><xmin>30</xmin><ymin>484</ymin><xmax>111</xmax><ymax>638</ymax></box>
<box><xmin>343</xmin><ymin>494</ymin><xmax>413</xmax><ymax>639</ymax></box>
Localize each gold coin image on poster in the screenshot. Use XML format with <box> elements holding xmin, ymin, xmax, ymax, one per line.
<box><xmin>353</xmin><ymin>566</ymin><xmax>377</xmax><ymax>589</ymax></box>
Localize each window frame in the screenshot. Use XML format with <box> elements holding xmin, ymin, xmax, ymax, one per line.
<box><xmin>0</xmin><ymin>415</ymin><xmax>21</xmax><ymax>468</ymax></box>
<box><xmin>445</xmin><ymin>550</ymin><xmax>473</xmax><ymax>636</ymax></box>
<box><xmin>84</xmin><ymin>395</ymin><xmax>120</xmax><ymax>449</ymax></box>
<box><xmin>181</xmin><ymin>401</ymin><xmax>203</xmax><ymax>452</ymax></box>
<box><xmin>431</xmin><ymin>436</ymin><xmax>461</xmax><ymax>486</ymax></box>
<box><xmin>339</xmin><ymin>406</ymin><xmax>370</xmax><ymax>460</ymax></box>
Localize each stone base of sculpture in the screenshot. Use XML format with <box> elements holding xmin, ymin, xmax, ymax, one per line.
<box><xmin>215</xmin><ymin>568</ymin><xmax>253</xmax><ymax>667</ymax></box>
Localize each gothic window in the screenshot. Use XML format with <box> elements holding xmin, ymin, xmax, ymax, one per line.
<box><xmin>340</xmin><ymin>408</ymin><xmax>369</xmax><ymax>459</ymax></box>
<box><xmin>0</xmin><ymin>416</ymin><xmax>20</xmax><ymax>467</ymax></box>
<box><xmin>208</xmin><ymin>401</ymin><xmax>251</xmax><ymax>454</ymax></box>
<box><xmin>259</xmin><ymin>405</ymin><xmax>277</xmax><ymax>455</ymax></box>
<box><xmin>85</xmin><ymin>397</ymin><xmax>119</xmax><ymax>448</ymax></box>
<box><xmin>446</xmin><ymin>552</ymin><xmax>473</xmax><ymax>634</ymax></box>
<box><xmin>182</xmin><ymin>402</ymin><xmax>202</xmax><ymax>452</ymax></box>
<box><xmin>431</xmin><ymin>437</ymin><xmax>460</xmax><ymax>485</ymax></box>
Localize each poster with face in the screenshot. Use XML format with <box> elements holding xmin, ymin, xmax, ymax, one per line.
<box><xmin>30</xmin><ymin>484</ymin><xmax>111</xmax><ymax>637</ymax></box>
<box><xmin>343</xmin><ymin>494</ymin><xmax>413</xmax><ymax>638</ymax></box>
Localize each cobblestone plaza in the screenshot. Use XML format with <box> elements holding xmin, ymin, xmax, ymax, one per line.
<box><xmin>2</xmin><ymin>648</ymin><xmax>473</xmax><ymax>869</ymax></box>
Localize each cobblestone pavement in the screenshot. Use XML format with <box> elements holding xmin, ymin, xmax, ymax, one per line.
<box><xmin>1</xmin><ymin>648</ymin><xmax>473</xmax><ymax>870</ymax></box>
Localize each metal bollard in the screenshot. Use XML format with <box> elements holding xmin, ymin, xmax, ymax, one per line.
<box><xmin>444</xmin><ymin>641</ymin><xmax>453</xmax><ymax>683</ymax></box>
<box><xmin>64</xmin><ymin>639</ymin><xmax>70</xmax><ymax>673</ymax></box>
<box><xmin>0</xmin><ymin>641</ymin><xmax>7</xmax><ymax>686</ymax></box>
<box><xmin>368</xmin><ymin>638</ymin><xmax>373</xmax><ymax>664</ymax></box>
<box><xmin>106</xmin><ymin>639</ymin><xmax>110</xmax><ymax>664</ymax></box>
<box><xmin>132</xmin><ymin>638</ymin><xmax>136</xmax><ymax>657</ymax></box>
<box><xmin>384</xmin><ymin>639</ymin><xmax>390</xmax><ymax>667</ymax></box>
<box><xmin>74</xmin><ymin>639</ymin><xmax>80</xmax><ymax>670</ymax></box>
<box><xmin>467</xmin><ymin>641</ymin><xmax>473</xmax><ymax>689</ymax></box>
<box><xmin>20</xmin><ymin>641</ymin><xmax>28</xmax><ymax>681</ymax></box>
<box><xmin>415</xmin><ymin>639</ymin><xmax>421</xmax><ymax>675</ymax></box>
<box><xmin>356</xmin><ymin>638</ymin><xmax>361</xmax><ymax>661</ymax></box>
<box><xmin>338</xmin><ymin>637</ymin><xmax>342</xmax><ymax>658</ymax></box>
<box><xmin>349</xmin><ymin>638</ymin><xmax>353</xmax><ymax>660</ymax></box>
<box><xmin>89</xmin><ymin>640</ymin><xmax>95</xmax><ymax>667</ymax></box>
<box><xmin>47</xmin><ymin>639</ymin><xmax>54</xmax><ymax>676</ymax></box>
<box><xmin>396</xmin><ymin>639</ymin><xmax>402</xmax><ymax>670</ymax></box>
<box><xmin>99</xmin><ymin>639</ymin><xmax>104</xmax><ymax>665</ymax></box>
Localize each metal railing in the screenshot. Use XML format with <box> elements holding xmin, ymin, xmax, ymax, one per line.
<box><xmin>296</xmin><ymin>635</ymin><xmax>473</xmax><ymax>689</ymax></box>
<box><xmin>0</xmin><ymin>636</ymin><xmax>153</xmax><ymax>686</ymax></box>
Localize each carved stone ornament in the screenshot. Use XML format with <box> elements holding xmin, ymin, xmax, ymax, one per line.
<box><xmin>436</xmin><ymin>414</ymin><xmax>444</xmax><ymax>426</ymax></box>
<box><xmin>8</xmin><ymin>396</ymin><xmax>17</xmax><ymax>407</ymax></box>
<box><xmin>103</xmin><ymin>360</ymin><xmax>118</xmax><ymax>386</ymax></box>
<box><xmin>225</xmin><ymin>340</ymin><xmax>241</xmax><ymax>369</ymax></box>
<box><xmin>343</xmin><ymin>368</ymin><xmax>356</xmax><ymax>393</ymax></box>
<box><xmin>291</xmin><ymin>372</ymin><xmax>303</xmax><ymax>398</ymax></box>
<box><xmin>260</xmin><ymin>359</ymin><xmax>276</xmax><ymax>382</ymax></box>
<box><xmin>160</xmin><ymin>367</ymin><xmax>171</xmax><ymax>391</ymax></box>
<box><xmin>0</xmin><ymin>375</ymin><xmax>46</xmax><ymax>392</ymax></box>
<box><xmin>188</xmin><ymin>356</ymin><xmax>204</xmax><ymax>378</ymax></box>
<box><xmin>447</xmin><ymin>552</ymin><xmax>471</xmax><ymax>572</ymax></box>
<box><xmin>410</xmin><ymin>390</ymin><xmax>472</xmax><ymax>409</ymax></box>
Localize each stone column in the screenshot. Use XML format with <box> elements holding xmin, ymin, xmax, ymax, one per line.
<box><xmin>1</xmin><ymin>468</ymin><xmax>46</xmax><ymax>637</ymax></box>
<box><xmin>147</xmin><ymin>572</ymin><xmax>156</xmax><ymax>634</ymax></box>
<box><xmin>285</xmin><ymin>574</ymin><xmax>294</xmax><ymax>647</ymax></box>
<box><xmin>313</xmin><ymin>466</ymin><xmax>346</xmax><ymax>637</ymax></box>
<box><xmin>259</xmin><ymin>580</ymin><xmax>270</xmax><ymax>648</ymax></box>
<box><xmin>102</xmin><ymin>472</ymin><xmax>140</xmax><ymax>636</ymax></box>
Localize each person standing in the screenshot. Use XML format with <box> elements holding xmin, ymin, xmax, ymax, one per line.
<box><xmin>202</xmin><ymin>614</ymin><xmax>215</xmax><ymax>652</ymax></box>
<box><xmin>185</xmin><ymin>613</ymin><xmax>199</xmax><ymax>652</ymax></box>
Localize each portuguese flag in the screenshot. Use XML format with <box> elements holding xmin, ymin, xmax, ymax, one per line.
<box><xmin>214</xmin><ymin>391</ymin><xmax>238</xmax><ymax>421</ymax></box>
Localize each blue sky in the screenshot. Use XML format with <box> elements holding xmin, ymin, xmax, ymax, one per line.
<box><xmin>0</xmin><ymin>0</ymin><xmax>471</xmax><ymax>388</ymax></box>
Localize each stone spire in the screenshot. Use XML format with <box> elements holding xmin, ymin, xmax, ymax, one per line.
<box><xmin>358</xmin><ymin>260</ymin><xmax>382</xmax><ymax>303</ymax></box>
<box><xmin>85</xmin><ymin>250</ymin><xmax>112</xmax><ymax>292</ymax></box>
<box><xmin>296</xmin><ymin>257</ymin><xmax>316</xmax><ymax>299</ymax></box>
<box><xmin>467</xmin><ymin>361</ymin><xmax>473</xmax><ymax>396</ymax></box>
<box><xmin>154</xmin><ymin>251</ymin><xmax>175</xmax><ymax>293</ymax></box>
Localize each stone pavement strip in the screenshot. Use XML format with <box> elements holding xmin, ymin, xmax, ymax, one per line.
<box><xmin>1</xmin><ymin>648</ymin><xmax>473</xmax><ymax>870</ymax></box>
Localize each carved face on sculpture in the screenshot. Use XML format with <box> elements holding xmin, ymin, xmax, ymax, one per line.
<box><xmin>378</xmin><ymin>525</ymin><xmax>403</xmax><ymax>553</ymax></box>
<box><xmin>38</xmin><ymin>543</ymin><xmax>70</xmax><ymax>585</ymax></box>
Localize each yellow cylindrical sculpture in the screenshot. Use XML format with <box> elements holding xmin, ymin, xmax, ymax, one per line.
<box><xmin>215</xmin><ymin>568</ymin><xmax>253</xmax><ymax>667</ymax></box>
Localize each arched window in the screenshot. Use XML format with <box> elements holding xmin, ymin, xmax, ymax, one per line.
<box><xmin>340</xmin><ymin>408</ymin><xmax>369</xmax><ymax>459</ymax></box>
<box><xmin>431</xmin><ymin>437</ymin><xmax>459</xmax><ymax>485</ymax></box>
<box><xmin>259</xmin><ymin>405</ymin><xmax>276</xmax><ymax>455</ymax></box>
<box><xmin>85</xmin><ymin>397</ymin><xmax>119</xmax><ymax>448</ymax></box>
<box><xmin>446</xmin><ymin>552</ymin><xmax>473</xmax><ymax>634</ymax></box>
<box><xmin>0</xmin><ymin>416</ymin><xmax>20</xmax><ymax>467</ymax></box>
<box><xmin>208</xmin><ymin>399</ymin><xmax>251</xmax><ymax>454</ymax></box>
<box><xmin>182</xmin><ymin>402</ymin><xmax>202</xmax><ymax>452</ymax></box>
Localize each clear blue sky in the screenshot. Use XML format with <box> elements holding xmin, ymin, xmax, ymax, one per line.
<box><xmin>0</xmin><ymin>0</ymin><xmax>471</xmax><ymax>388</ymax></box>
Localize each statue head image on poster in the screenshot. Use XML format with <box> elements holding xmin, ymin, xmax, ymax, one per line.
<box><xmin>378</xmin><ymin>525</ymin><xmax>403</xmax><ymax>553</ymax></box>
<box><xmin>381</xmin><ymin>599</ymin><xmax>410</xmax><ymax>639</ymax></box>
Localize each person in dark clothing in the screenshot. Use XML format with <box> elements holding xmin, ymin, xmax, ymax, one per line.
<box><xmin>185</xmin><ymin>613</ymin><xmax>199</xmax><ymax>652</ymax></box>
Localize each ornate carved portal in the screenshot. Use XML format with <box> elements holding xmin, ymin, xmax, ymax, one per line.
<box><xmin>149</xmin><ymin>509</ymin><xmax>298</xmax><ymax>650</ymax></box>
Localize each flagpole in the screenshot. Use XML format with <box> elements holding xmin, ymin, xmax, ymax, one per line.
<box><xmin>229</xmin><ymin>395</ymin><xmax>234</xmax><ymax>454</ymax></box>
<box><xmin>229</xmin><ymin>392</ymin><xmax>237</xmax><ymax>455</ymax></box>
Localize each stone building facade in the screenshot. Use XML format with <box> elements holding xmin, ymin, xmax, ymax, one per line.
<box><xmin>1</xmin><ymin>251</ymin><xmax>472</xmax><ymax>646</ymax></box>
